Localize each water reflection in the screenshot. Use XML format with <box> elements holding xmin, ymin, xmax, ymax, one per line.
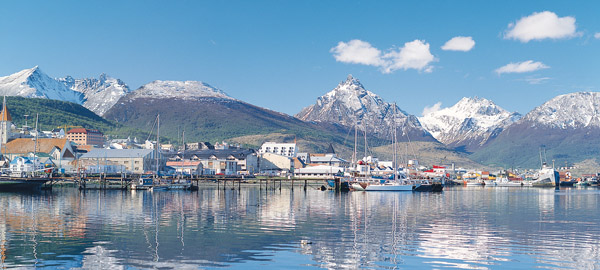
<box><xmin>0</xmin><ymin>187</ymin><xmax>599</xmax><ymax>269</ymax></box>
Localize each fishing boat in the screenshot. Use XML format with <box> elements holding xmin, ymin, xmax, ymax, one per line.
<box><xmin>413</xmin><ymin>178</ymin><xmax>444</xmax><ymax>192</ymax></box>
<box><xmin>131</xmin><ymin>177</ymin><xmax>154</xmax><ymax>190</ymax></box>
<box><xmin>531</xmin><ymin>163</ymin><xmax>560</xmax><ymax>187</ymax></box>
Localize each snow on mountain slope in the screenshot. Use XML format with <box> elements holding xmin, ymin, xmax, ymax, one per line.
<box><xmin>128</xmin><ymin>80</ymin><xmax>234</xmax><ymax>100</ymax></box>
<box><xmin>296</xmin><ymin>75</ymin><xmax>434</xmax><ymax>141</ymax></box>
<box><xmin>470</xmin><ymin>92</ymin><xmax>600</xmax><ymax>168</ymax></box>
<box><xmin>59</xmin><ymin>74</ymin><xmax>131</xmax><ymax>116</ymax></box>
<box><xmin>419</xmin><ymin>97</ymin><xmax>520</xmax><ymax>151</ymax></box>
<box><xmin>0</xmin><ymin>66</ymin><xmax>84</xmax><ymax>104</ymax></box>
<box><xmin>520</xmin><ymin>92</ymin><xmax>600</xmax><ymax>129</ymax></box>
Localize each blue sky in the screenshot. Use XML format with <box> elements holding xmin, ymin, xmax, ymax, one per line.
<box><xmin>0</xmin><ymin>1</ymin><xmax>598</xmax><ymax>117</ymax></box>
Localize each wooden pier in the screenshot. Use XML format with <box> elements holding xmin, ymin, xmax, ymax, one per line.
<box><xmin>52</xmin><ymin>174</ymin><xmax>329</xmax><ymax>191</ymax></box>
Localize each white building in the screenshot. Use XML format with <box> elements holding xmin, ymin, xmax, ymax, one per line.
<box><xmin>294</xmin><ymin>165</ymin><xmax>344</xmax><ymax>179</ymax></box>
<box><xmin>259</xmin><ymin>152</ymin><xmax>294</xmax><ymax>174</ymax></box>
<box><xmin>259</xmin><ymin>142</ymin><xmax>298</xmax><ymax>157</ymax></box>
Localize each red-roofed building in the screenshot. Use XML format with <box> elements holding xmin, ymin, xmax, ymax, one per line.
<box><xmin>66</xmin><ymin>128</ymin><xmax>104</xmax><ymax>147</ymax></box>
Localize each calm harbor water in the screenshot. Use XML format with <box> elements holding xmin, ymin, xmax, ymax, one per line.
<box><xmin>1</xmin><ymin>186</ymin><xmax>600</xmax><ymax>269</ymax></box>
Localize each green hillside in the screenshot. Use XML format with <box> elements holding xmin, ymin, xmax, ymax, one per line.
<box><xmin>5</xmin><ymin>97</ymin><xmax>115</xmax><ymax>132</ymax></box>
<box><xmin>104</xmin><ymin>97</ymin><xmax>389</xmax><ymax>151</ymax></box>
<box><xmin>470</xmin><ymin>123</ymin><xmax>600</xmax><ymax>169</ymax></box>
<box><xmin>4</xmin><ymin>97</ymin><xmax>150</xmax><ymax>139</ymax></box>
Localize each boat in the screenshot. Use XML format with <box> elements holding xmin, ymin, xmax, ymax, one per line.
<box><xmin>0</xmin><ymin>177</ymin><xmax>49</xmax><ymax>191</ymax></box>
<box><xmin>131</xmin><ymin>177</ymin><xmax>154</xmax><ymax>190</ymax></box>
<box><xmin>559</xmin><ymin>180</ymin><xmax>577</xmax><ymax>187</ymax></box>
<box><xmin>575</xmin><ymin>181</ymin><xmax>590</xmax><ymax>187</ymax></box>
<box><xmin>483</xmin><ymin>180</ymin><xmax>496</xmax><ymax>186</ymax></box>
<box><xmin>150</xmin><ymin>185</ymin><xmax>169</xmax><ymax>191</ymax></box>
<box><xmin>364</xmin><ymin>179</ymin><xmax>416</xmax><ymax>191</ymax></box>
<box><xmin>495</xmin><ymin>177</ymin><xmax>524</xmax><ymax>187</ymax></box>
<box><xmin>358</xmin><ymin>104</ymin><xmax>420</xmax><ymax>192</ymax></box>
<box><xmin>464</xmin><ymin>180</ymin><xmax>484</xmax><ymax>186</ymax></box>
<box><xmin>413</xmin><ymin>178</ymin><xmax>444</xmax><ymax>192</ymax></box>
<box><xmin>531</xmin><ymin>163</ymin><xmax>560</xmax><ymax>187</ymax></box>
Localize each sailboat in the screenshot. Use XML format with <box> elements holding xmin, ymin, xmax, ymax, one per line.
<box><xmin>353</xmin><ymin>104</ymin><xmax>417</xmax><ymax>192</ymax></box>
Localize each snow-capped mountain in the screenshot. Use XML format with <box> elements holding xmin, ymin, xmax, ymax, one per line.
<box><xmin>471</xmin><ymin>92</ymin><xmax>600</xmax><ymax>168</ymax></box>
<box><xmin>127</xmin><ymin>80</ymin><xmax>234</xmax><ymax>101</ymax></box>
<box><xmin>520</xmin><ymin>92</ymin><xmax>600</xmax><ymax>129</ymax></box>
<box><xmin>59</xmin><ymin>74</ymin><xmax>131</xmax><ymax>116</ymax></box>
<box><xmin>419</xmin><ymin>97</ymin><xmax>521</xmax><ymax>151</ymax></box>
<box><xmin>296</xmin><ymin>75</ymin><xmax>434</xmax><ymax>141</ymax></box>
<box><xmin>0</xmin><ymin>66</ymin><xmax>84</xmax><ymax>104</ymax></box>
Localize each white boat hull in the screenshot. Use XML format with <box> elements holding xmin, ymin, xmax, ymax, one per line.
<box><xmin>365</xmin><ymin>183</ymin><xmax>414</xmax><ymax>191</ymax></box>
<box><xmin>496</xmin><ymin>182</ymin><xmax>524</xmax><ymax>187</ymax></box>
<box><xmin>465</xmin><ymin>181</ymin><xmax>484</xmax><ymax>186</ymax></box>
<box><xmin>352</xmin><ymin>183</ymin><xmax>365</xmax><ymax>191</ymax></box>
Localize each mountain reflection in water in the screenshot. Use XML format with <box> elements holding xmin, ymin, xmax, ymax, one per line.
<box><xmin>0</xmin><ymin>187</ymin><xmax>600</xmax><ymax>269</ymax></box>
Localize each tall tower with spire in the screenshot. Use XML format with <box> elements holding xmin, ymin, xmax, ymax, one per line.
<box><xmin>0</xmin><ymin>97</ymin><xmax>12</xmax><ymax>145</ymax></box>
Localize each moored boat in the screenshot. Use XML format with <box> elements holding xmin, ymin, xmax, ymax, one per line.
<box><xmin>495</xmin><ymin>178</ymin><xmax>524</xmax><ymax>187</ymax></box>
<box><xmin>0</xmin><ymin>177</ymin><xmax>49</xmax><ymax>191</ymax></box>
<box><xmin>531</xmin><ymin>163</ymin><xmax>560</xmax><ymax>187</ymax></box>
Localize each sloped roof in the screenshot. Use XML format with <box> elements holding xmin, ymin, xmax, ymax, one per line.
<box><xmin>4</xmin><ymin>138</ymin><xmax>68</xmax><ymax>154</ymax></box>
<box><xmin>67</xmin><ymin>128</ymin><xmax>102</xmax><ymax>134</ymax></box>
<box><xmin>80</xmin><ymin>149</ymin><xmax>154</xmax><ymax>159</ymax></box>
<box><xmin>166</xmin><ymin>149</ymin><xmax>256</xmax><ymax>160</ymax></box>
<box><xmin>0</xmin><ymin>108</ymin><xmax>11</xmax><ymax>121</ymax></box>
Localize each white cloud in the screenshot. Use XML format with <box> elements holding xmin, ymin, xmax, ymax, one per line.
<box><xmin>331</xmin><ymin>39</ymin><xmax>436</xmax><ymax>73</ymax></box>
<box><xmin>495</xmin><ymin>60</ymin><xmax>549</xmax><ymax>75</ymax></box>
<box><xmin>330</xmin><ymin>40</ymin><xmax>384</xmax><ymax>66</ymax></box>
<box><xmin>382</xmin><ymin>40</ymin><xmax>436</xmax><ymax>73</ymax></box>
<box><xmin>422</xmin><ymin>102</ymin><xmax>443</xmax><ymax>116</ymax></box>
<box><xmin>505</xmin><ymin>11</ymin><xmax>578</xmax><ymax>42</ymax></box>
<box><xmin>523</xmin><ymin>76</ymin><xmax>551</xmax><ymax>84</ymax></box>
<box><xmin>441</xmin><ymin>36</ymin><xmax>475</xmax><ymax>51</ymax></box>
<box><xmin>595</xmin><ymin>32</ymin><xmax>600</xmax><ymax>39</ymax></box>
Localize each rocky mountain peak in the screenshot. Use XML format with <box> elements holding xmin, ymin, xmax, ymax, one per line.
<box><xmin>0</xmin><ymin>66</ymin><xmax>85</xmax><ymax>105</ymax></box>
<box><xmin>522</xmin><ymin>92</ymin><xmax>600</xmax><ymax>129</ymax></box>
<box><xmin>419</xmin><ymin>96</ymin><xmax>520</xmax><ymax>151</ymax></box>
<box><xmin>130</xmin><ymin>80</ymin><xmax>234</xmax><ymax>100</ymax></box>
<box><xmin>296</xmin><ymin>75</ymin><xmax>434</xmax><ymax>141</ymax></box>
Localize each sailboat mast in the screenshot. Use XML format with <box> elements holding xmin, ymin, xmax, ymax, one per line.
<box><xmin>34</xmin><ymin>113</ymin><xmax>39</xmax><ymax>174</ymax></box>
<box><xmin>353</xmin><ymin>123</ymin><xmax>357</xmax><ymax>165</ymax></box>
<box><xmin>182</xmin><ymin>128</ymin><xmax>185</xmax><ymax>175</ymax></box>
<box><xmin>393</xmin><ymin>104</ymin><xmax>397</xmax><ymax>182</ymax></box>
<box><xmin>156</xmin><ymin>114</ymin><xmax>160</xmax><ymax>176</ymax></box>
<box><xmin>363</xmin><ymin>121</ymin><xmax>367</xmax><ymax>161</ymax></box>
<box><xmin>0</xmin><ymin>96</ymin><xmax>5</xmax><ymax>156</ymax></box>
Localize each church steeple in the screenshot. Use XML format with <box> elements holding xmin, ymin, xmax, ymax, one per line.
<box><xmin>0</xmin><ymin>96</ymin><xmax>12</xmax><ymax>145</ymax></box>
<box><xmin>0</xmin><ymin>97</ymin><xmax>11</xmax><ymax>122</ymax></box>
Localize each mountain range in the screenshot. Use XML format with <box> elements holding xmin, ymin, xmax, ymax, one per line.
<box><xmin>470</xmin><ymin>92</ymin><xmax>600</xmax><ymax>168</ymax></box>
<box><xmin>0</xmin><ymin>66</ymin><xmax>598</xmax><ymax>169</ymax></box>
<box><xmin>0</xmin><ymin>66</ymin><xmax>130</xmax><ymax>116</ymax></box>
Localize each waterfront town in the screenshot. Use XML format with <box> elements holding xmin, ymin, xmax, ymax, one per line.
<box><xmin>0</xmin><ymin>98</ymin><xmax>595</xmax><ymax>189</ymax></box>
